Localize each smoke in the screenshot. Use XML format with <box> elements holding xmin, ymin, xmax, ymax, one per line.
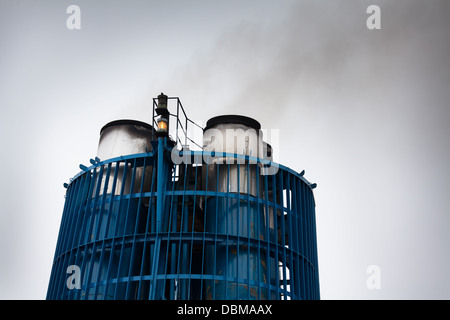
<box><xmin>167</xmin><ymin>0</ymin><xmax>450</xmax><ymax>171</ymax></box>
<box><xmin>165</xmin><ymin>0</ymin><xmax>450</xmax><ymax>299</ymax></box>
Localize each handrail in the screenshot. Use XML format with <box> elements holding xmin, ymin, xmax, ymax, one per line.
<box><xmin>67</xmin><ymin>150</ymin><xmax>316</xmax><ymax>192</ymax></box>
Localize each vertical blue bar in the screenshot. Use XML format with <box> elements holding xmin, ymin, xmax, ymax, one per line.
<box><xmin>156</xmin><ymin>138</ymin><xmax>164</xmax><ymax>233</ymax></box>
<box><xmin>150</xmin><ymin>137</ymin><xmax>165</xmax><ymax>299</ymax></box>
<box><xmin>225</xmin><ymin>160</ymin><xmax>230</xmax><ymax>300</ymax></box>
<box><xmin>103</xmin><ymin>160</ymin><xmax>120</xmax><ymax>299</ymax></box>
<box><xmin>279</xmin><ymin>170</ymin><xmax>287</xmax><ymax>299</ymax></box>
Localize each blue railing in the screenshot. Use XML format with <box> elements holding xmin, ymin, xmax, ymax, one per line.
<box><xmin>47</xmin><ymin>141</ymin><xmax>320</xmax><ymax>300</ymax></box>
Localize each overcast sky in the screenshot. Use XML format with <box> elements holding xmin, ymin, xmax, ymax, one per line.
<box><xmin>0</xmin><ymin>0</ymin><xmax>449</xmax><ymax>299</ymax></box>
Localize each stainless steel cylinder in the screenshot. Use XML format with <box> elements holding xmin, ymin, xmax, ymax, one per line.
<box><xmin>95</xmin><ymin>120</ymin><xmax>155</xmax><ymax>196</ymax></box>
<box><xmin>202</xmin><ymin>115</ymin><xmax>263</xmax><ymax>197</ymax></box>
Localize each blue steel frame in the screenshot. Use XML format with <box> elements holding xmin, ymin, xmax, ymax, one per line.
<box><xmin>47</xmin><ymin>138</ymin><xmax>320</xmax><ymax>300</ymax></box>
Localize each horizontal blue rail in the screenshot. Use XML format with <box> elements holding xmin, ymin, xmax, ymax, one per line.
<box><xmin>67</xmin><ymin>150</ymin><xmax>317</xmax><ymax>191</ymax></box>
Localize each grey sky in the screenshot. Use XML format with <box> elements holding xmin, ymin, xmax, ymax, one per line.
<box><xmin>0</xmin><ymin>0</ymin><xmax>448</xmax><ymax>299</ymax></box>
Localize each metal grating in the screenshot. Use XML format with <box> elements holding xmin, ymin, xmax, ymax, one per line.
<box><xmin>47</xmin><ymin>138</ymin><xmax>320</xmax><ymax>300</ymax></box>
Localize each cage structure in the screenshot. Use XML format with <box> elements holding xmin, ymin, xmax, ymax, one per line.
<box><xmin>46</xmin><ymin>97</ymin><xmax>320</xmax><ymax>300</ymax></box>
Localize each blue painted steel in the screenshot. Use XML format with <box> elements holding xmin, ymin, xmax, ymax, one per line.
<box><xmin>47</xmin><ymin>141</ymin><xmax>320</xmax><ymax>300</ymax></box>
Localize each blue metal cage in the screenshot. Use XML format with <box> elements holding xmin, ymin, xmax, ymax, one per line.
<box><xmin>47</xmin><ymin>137</ymin><xmax>319</xmax><ymax>300</ymax></box>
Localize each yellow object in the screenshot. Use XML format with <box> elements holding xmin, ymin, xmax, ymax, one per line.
<box><xmin>157</xmin><ymin>118</ymin><xmax>168</xmax><ymax>131</ymax></box>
